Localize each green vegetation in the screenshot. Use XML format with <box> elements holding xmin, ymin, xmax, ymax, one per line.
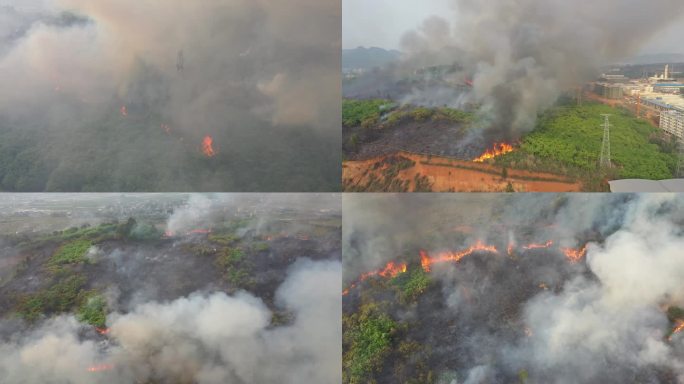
<box><xmin>393</xmin><ymin>268</ymin><xmax>431</xmax><ymax>303</ymax></box>
<box><xmin>345</xmin><ymin>101</ymin><xmax>474</xmax><ymax>130</ymax></box>
<box><xmin>667</xmin><ymin>306</ymin><xmax>684</xmax><ymax>322</ymax></box>
<box><xmin>410</xmin><ymin>107</ymin><xmax>433</xmax><ymax>121</ymax></box>
<box><xmin>343</xmin><ymin>99</ymin><xmax>394</xmax><ymax>127</ymax></box>
<box><xmin>208</xmin><ymin>233</ymin><xmax>238</xmax><ymax>246</ymax></box>
<box><xmin>49</xmin><ymin>239</ymin><xmax>93</xmax><ymax>267</ymax></box>
<box><xmin>432</xmin><ymin>107</ymin><xmax>474</xmax><ymax>123</ymax></box>
<box><xmin>498</xmin><ymin>103</ymin><xmax>677</xmax><ymax>181</ymax></box>
<box><xmin>0</xmin><ymin>91</ymin><xmax>341</xmax><ymax>192</ymax></box>
<box><xmin>128</xmin><ymin>222</ymin><xmax>163</xmax><ymax>241</ymax></box>
<box><xmin>17</xmin><ymin>274</ymin><xmax>87</xmax><ymax>322</ymax></box>
<box><xmin>216</xmin><ymin>247</ymin><xmax>252</xmax><ymax>287</ymax></box>
<box><xmin>343</xmin><ymin>303</ymin><xmax>398</xmax><ymax>384</ymax></box>
<box><xmin>77</xmin><ymin>293</ymin><xmax>107</xmax><ymax>328</ymax></box>
<box><xmin>252</xmin><ymin>241</ymin><xmax>270</xmax><ymax>252</ymax></box>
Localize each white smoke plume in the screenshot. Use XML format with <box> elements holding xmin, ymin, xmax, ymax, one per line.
<box><xmin>165</xmin><ymin>194</ymin><xmax>215</xmax><ymax>235</ymax></box>
<box><xmin>0</xmin><ymin>259</ymin><xmax>342</xmax><ymax>384</ymax></box>
<box><xmin>0</xmin><ymin>0</ymin><xmax>340</xmax><ymax>191</ymax></box>
<box><xmin>399</xmin><ymin>0</ymin><xmax>684</xmax><ymax>139</ymax></box>
<box><xmin>344</xmin><ymin>194</ymin><xmax>684</xmax><ymax>383</ymax></box>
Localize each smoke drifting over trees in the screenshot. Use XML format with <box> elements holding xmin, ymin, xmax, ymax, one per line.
<box><xmin>0</xmin><ymin>260</ymin><xmax>341</xmax><ymax>384</ymax></box>
<box><xmin>0</xmin><ymin>193</ymin><xmax>342</xmax><ymax>383</ymax></box>
<box><xmin>0</xmin><ymin>0</ymin><xmax>340</xmax><ymax>191</ymax></box>
<box><xmin>352</xmin><ymin>0</ymin><xmax>684</xmax><ymax>142</ymax></box>
<box><xmin>343</xmin><ymin>194</ymin><xmax>684</xmax><ymax>383</ymax></box>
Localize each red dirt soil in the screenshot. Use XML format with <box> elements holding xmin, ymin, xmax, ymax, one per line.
<box><xmin>343</xmin><ymin>152</ymin><xmax>582</xmax><ymax>192</ymax></box>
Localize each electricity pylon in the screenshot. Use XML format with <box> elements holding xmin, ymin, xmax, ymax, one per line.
<box><xmin>599</xmin><ymin>114</ymin><xmax>612</xmax><ymax>169</ymax></box>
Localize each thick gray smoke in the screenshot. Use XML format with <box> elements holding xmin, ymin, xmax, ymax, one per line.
<box><xmin>0</xmin><ymin>0</ymin><xmax>340</xmax><ymax>191</ymax></box>
<box><xmin>344</xmin><ymin>194</ymin><xmax>684</xmax><ymax>383</ymax></box>
<box><xmin>399</xmin><ymin>0</ymin><xmax>684</xmax><ymax>140</ymax></box>
<box><xmin>166</xmin><ymin>194</ymin><xmax>216</xmax><ymax>234</ymax></box>
<box><xmin>0</xmin><ymin>259</ymin><xmax>341</xmax><ymax>384</ymax></box>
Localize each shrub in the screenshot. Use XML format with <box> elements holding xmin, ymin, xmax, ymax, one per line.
<box><xmin>49</xmin><ymin>239</ymin><xmax>93</xmax><ymax>267</ymax></box>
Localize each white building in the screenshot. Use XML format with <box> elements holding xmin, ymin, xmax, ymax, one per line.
<box><xmin>660</xmin><ymin>109</ymin><xmax>684</xmax><ymax>140</ymax></box>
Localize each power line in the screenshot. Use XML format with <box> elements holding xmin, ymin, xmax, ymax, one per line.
<box><xmin>600</xmin><ymin>114</ymin><xmax>612</xmax><ymax>169</ymax></box>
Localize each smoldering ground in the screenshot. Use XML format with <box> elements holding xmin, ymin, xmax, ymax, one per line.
<box><xmin>0</xmin><ymin>194</ymin><xmax>342</xmax><ymax>383</ymax></box>
<box><xmin>343</xmin><ymin>194</ymin><xmax>684</xmax><ymax>383</ymax></box>
<box><xmin>346</xmin><ymin>0</ymin><xmax>684</xmax><ymax>145</ymax></box>
<box><xmin>0</xmin><ymin>0</ymin><xmax>340</xmax><ymax>192</ymax></box>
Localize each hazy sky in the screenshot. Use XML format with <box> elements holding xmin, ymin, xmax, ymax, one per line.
<box><xmin>343</xmin><ymin>0</ymin><xmax>684</xmax><ymax>54</ymax></box>
<box><xmin>343</xmin><ymin>0</ymin><xmax>452</xmax><ymax>50</ymax></box>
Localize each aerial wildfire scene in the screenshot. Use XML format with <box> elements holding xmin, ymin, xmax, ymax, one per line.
<box><xmin>342</xmin><ymin>0</ymin><xmax>684</xmax><ymax>192</ymax></box>
<box><xmin>0</xmin><ymin>193</ymin><xmax>342</xmax><ymax>383</ymax></box>
<box><xmin>343</xmin><ymin>194</ymin><xmax>684</xmax><ymax>383</ymax></box>
<box><xmin>0</xmin><ymin>0</ymin><xmax>340</xmax><ymax>192</ymax></box>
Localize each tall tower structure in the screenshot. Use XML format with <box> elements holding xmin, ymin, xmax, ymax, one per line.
<box><xmin>600</xmin><ymin>114</ymin><xmax>612</xmax><ymax>168</ymax></box>
<box><xmin>665</xmin><ymin>64</ymin><xmax>670</xmax><ymax>80</ymax></box>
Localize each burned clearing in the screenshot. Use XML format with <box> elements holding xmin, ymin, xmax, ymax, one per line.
<box><xmin>343</xmin><ymin>194</ymin><xmax>684</xmax><ymax>384</ymax></box>
<box><xmin>0</xmin><ymin>194</ymin><xmax>342</xmax><ymax>384</ymax></box>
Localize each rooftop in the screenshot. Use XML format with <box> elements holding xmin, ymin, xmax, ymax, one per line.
<box><xmin>609</xmin><ymin>179</ymin><xmax>684</xmax><ymax>192</ymax></box>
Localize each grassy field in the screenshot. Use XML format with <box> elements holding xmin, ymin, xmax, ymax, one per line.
<box><xmin>497</xmin><ymin>103</ymin><xmax>678</xmax><ymax>182</ymax></box>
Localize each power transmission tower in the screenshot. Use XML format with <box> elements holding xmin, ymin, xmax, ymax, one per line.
<box><xmin>600</xmin><ymin>114</ymin><xmax>612</xmax><ymax>168</ymax></box>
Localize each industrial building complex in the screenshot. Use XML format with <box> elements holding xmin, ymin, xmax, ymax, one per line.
<box><xmin>593</xmin><ymin>64</ymin><xmax>684</xmax><ymax>140</ymax></box>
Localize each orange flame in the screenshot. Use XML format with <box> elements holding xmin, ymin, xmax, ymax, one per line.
<box><xmin>161</xmin><ymin>124</ymin><xmax>171</xmax><ymax>134</ymax></box>
<box><xmin>420</xmin><ymin>241</ymin><xmax>499</xmax><ymax>272</ymax></box>
<box><xmin>522</xmin><ymin>240</ymin><xmax>554</xmax><ymax>250</ymax></box>
<box><xmin>473</xmin><ymin>142</ymin><xmax>514</xmax><ymax>162</ymax></box>
<box><xmin>95</xmin><ymin>327</ymin><xmax>110</xmax><ymax>335</ymax></box>
<box><xmin>562</xmin><ymin>245</ymin><xmax>587</xmax><ymax>263</ymax></box>
<box><xmin>507</xmin><ymin>243</ymin><xmax>514</xmax><ymax>256</ymax></box>
<box><xmin>343</xmin><ymin>261</ymin><xmax>407</xmax><ymax>295</ymax></box>
<box><xmin>202</xmin><ymin>135</ymin><xmax>216</xmax><ymax>157</ymax></box>
<box><xmin>669</xmin><ymin>320</ymin><xmax>684</xmax><ymax>341</ymax></box>
<box><xmin>120</xmin><ymin>106</ymin><xmax>128</xmax><ymax>117</ymax></box>
<box><xmin>359</xmin><ymin>261</ymin><xmax>408</xmax><ymax>280</ymax></box>
<box><xmin>87</xmin><ymin>363</ymin><xmax>114</xmax><ymax>373</ymax></box>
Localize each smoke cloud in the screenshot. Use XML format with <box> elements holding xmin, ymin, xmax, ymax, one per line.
<box><xmin>0</xmin><ymin>259</ymin><xmax>342</xmax><ymax>384</ymax></box>
<box><xmin>398</xmin><ymin>0</ymin><xmax>684</xmax><ymax>140</ymax></box>
<box><xmin>344</xmin><ymin>194</ymin><xmax>684</xmax><ymax>383</ymax></box>
<box><xmin>0</xmin><ymin>0</ymin><xmax>340</xmax><ymax>191</ymax></box>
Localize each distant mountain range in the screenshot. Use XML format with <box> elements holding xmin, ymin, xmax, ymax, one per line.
<box><xmin>343</xmin><ymin>47</ymin><xmax>402</xmax><ymax>70</ymax></box>
<box><xmin>620</xmin><ymin>53</ymin><xmax>684</xmax><ymax>65</ymax></box>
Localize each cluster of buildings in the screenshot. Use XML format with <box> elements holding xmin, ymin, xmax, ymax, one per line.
<box><xmin>593</xmin><ymin>64</ymin><xmax>684</xmax><ymax>140</ymax></box>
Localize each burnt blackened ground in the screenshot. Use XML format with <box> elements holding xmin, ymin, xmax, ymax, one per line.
<box><xmin>343</xmin><ymin>118</ymin><xmax>479</xmax><ymax>161</ymax></box>
<box><xmin>343</xmin><ymin>237</ymin><xmax>678</xmax><ymax>384</ymax></box>
<box><xmin>0</xmin><ymin>214</ymin><xmax>341</xmax><ymax>338</ymax></box>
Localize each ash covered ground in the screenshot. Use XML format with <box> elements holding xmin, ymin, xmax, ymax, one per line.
<box><xmin>343</xmin><ymin>194</ymin><xmax>684</xmax><ymax>384</ymax></box>
<box><xmin>0</xmin><ymin>193</ymin><xmax>341</xmax><ymax>384</ymax></box>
